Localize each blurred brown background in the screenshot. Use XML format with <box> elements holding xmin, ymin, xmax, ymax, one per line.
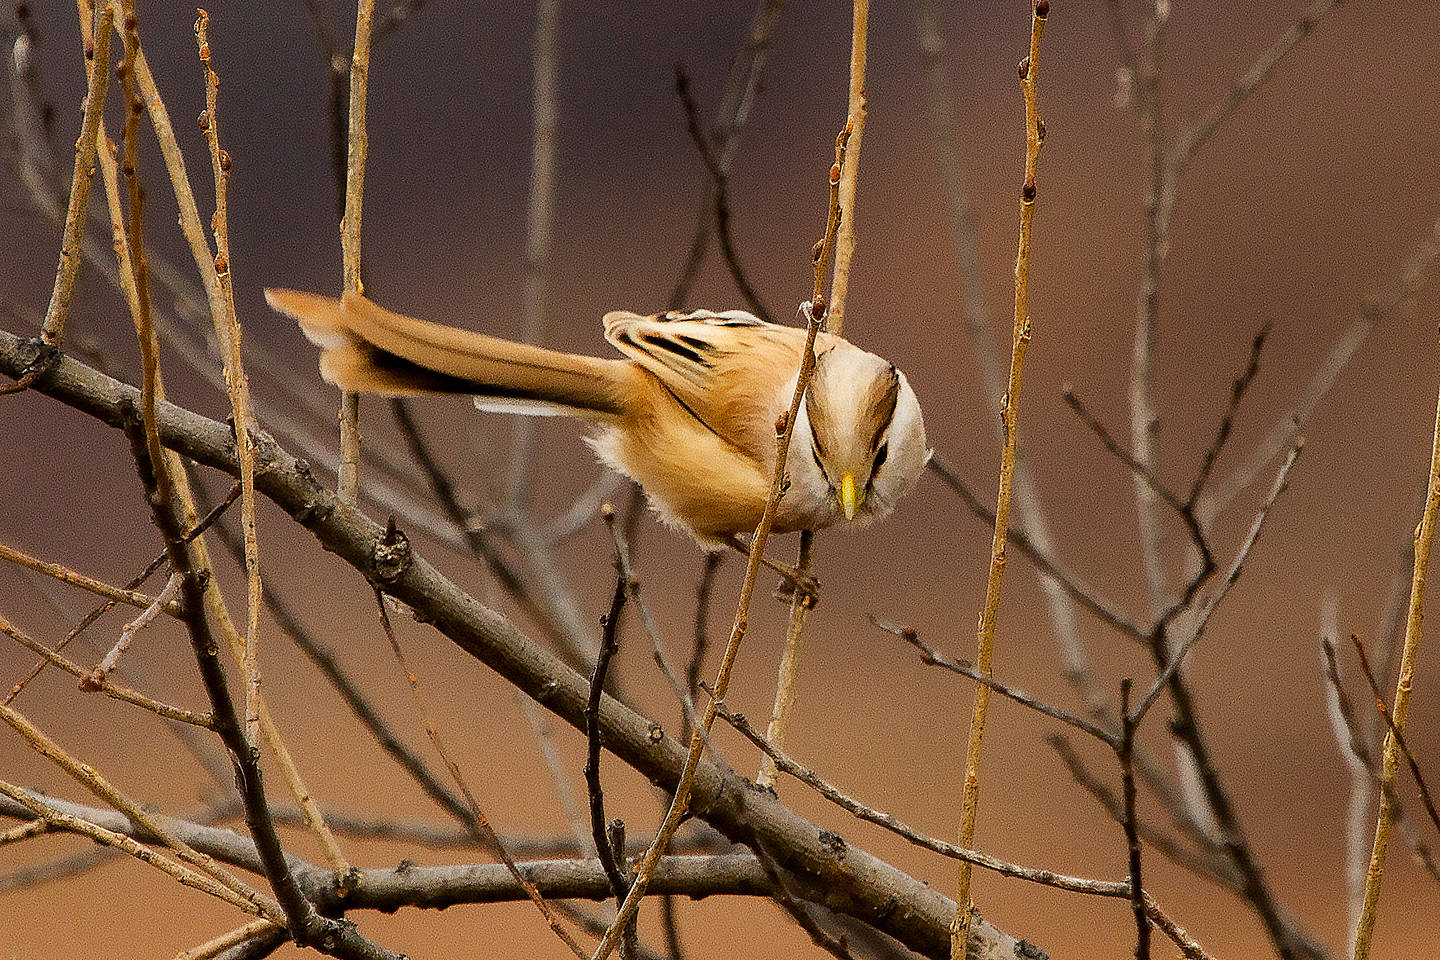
<box><xmin>2</xmin><ymin>0</ymin><xmax>1439</xmax><ymax>957</ymax></box>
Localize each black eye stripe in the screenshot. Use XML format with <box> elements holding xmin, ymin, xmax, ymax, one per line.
<box><xmin>873</xmin><ymin>442</ymin><xmax>888</xmax><ymax>471</ymax></box>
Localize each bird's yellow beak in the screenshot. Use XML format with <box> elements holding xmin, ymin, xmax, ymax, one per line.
<box><xmin>839</xmin><ymin>472</ymin><xmax>862</xmax><ymax>521</ymax></box>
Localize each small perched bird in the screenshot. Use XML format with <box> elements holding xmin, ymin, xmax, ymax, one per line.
<box><xmin>266</xmin><ymin>289</ymin><xmax>929</xmax><ymax>545</ymax></box>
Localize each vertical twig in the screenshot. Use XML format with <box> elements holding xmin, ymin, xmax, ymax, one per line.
<box><xmin>34</xmin><ymin>0</ymin><xmax>113</xmax><ymax>351</ymax></box>
<box><xmin>592</xmin><ymin>123</ymin><xmax>852</xmax><ymax>960</ymax></box>
<box><xmin>951</xmin><ymin>5</ymin><xmax>1047</xmax><ymax>956</ymax></box>
<box><xmin>1352</xmin><ymin>380</ymin><xmax>1440</xmax><ymax>959</ymax></box>
<box><xmin>826</xmin><ymin>0</ymin><xmax>868</xmax><ymax>336</ymax></box>
<box><xmin>1130</xmin><ymin>0</ymin><xmax>1168</xmax><ymax>617</ymax></box>
<box><xmin>757</xmin><ymin>529</ymin><xmax>813</xmax><ymax>789</ymax></box>
<box><xmin>337</xmin><ymin>0</ymin><xmax>377</xmax><ymax>503</ymax></box>
<box><xmin>194</xmin><ymin>8</ymin><xmax>263</xmax><ymax>755</ymax></box>
<box><xmin>757</xmin><ymin>0</ymin><xmax>867</xmax><ymax>791</ymax></box>
<box><xmin>588</xmin><ymin>507</ymin><xmax>637</xmax><ymax>957</ymax></box>
<box><xmin>1119</xmin><ymin>680</ymin><xmax>1150</xmax><ymax>960</ymax></box>
<box><xmin>918</xmin><ymin>0</ymin><xmax>1116</xmax><ymax>740</ymax></box>
<box><xmin>121</xmin><ymin>0</ymin><xmax>350</xmax><ymax>880</ymax></box>
<box><xmin>505</xmin><ymin>0</ymin><xmax>560</xmax><ymax>505</ymax></box>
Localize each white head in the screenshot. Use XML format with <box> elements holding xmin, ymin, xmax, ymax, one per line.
<box><xmin>793</xmin><ymin>345</ymin><xmax>930</xmax><ymax>527</ymax></box>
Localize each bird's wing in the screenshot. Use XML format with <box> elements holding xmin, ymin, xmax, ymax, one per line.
<box><xmin>603</xmin><ymin>309</ymin><xmax>812</xmax><ymax>458</ymax></box>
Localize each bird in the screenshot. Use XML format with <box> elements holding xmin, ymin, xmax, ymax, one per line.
<box><xmin>265</xmin><ymin>289</ymin><xmax>929</xmax><ymax>547</ymax></box>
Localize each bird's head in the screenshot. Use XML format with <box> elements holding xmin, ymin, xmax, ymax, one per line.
<box><xmin>800</xmin><ymin>346</ymin><xmax>929</xmax><ymax>524</ymax></box>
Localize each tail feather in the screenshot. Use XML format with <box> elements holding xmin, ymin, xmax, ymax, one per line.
<box><xmin>266</xmin><ymin>289</ymin><xmax>631</xmax><ymax>419</ymax></box>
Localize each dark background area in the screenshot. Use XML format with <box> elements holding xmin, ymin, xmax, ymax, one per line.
<box><xmin>2</xmin><ymin>0</ymin><xmax>1439</xmax><ymax>957</ymax></box>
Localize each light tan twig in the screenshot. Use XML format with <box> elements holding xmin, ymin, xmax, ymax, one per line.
<box><xmin>0</xmin><ymin>541</ymin><xmax>177</xmax><ymax>616</ymax></box>
<box><xmin>337</xmin><ymin>0</ymin><xmax>377</xmax><ymax>503</ymax></box>
<box><xmin>120</xmin><ymin>0</ymin><xmax>350</xmax><ymax>879</ymax></box>
<box><xmin>173</xmin><ymin>920</ymin><xmax>282</xmax><ymax>960</ymax></box>
<box><xmin>32</xmin><ymin>0</ymin><xmax>113</xmax><ymax>352</ymax></box>
<box><xmin>593</xmin><ymin>124</ymin><xmax>852</xmax><ymax>960</ymax></box>
<box><xmin>0</xmin><ymin>780</ymin><xmax>275</xmax><ymax>917</ymax></box>
<box><xmin>193</xmin><ymin>9</ymin><xmax>263</xmax><ymax>750</ymax></box>
<box><xmin>0</xmin><ymin>819</ymin><xmax>49</xmax><ymax>847</ymax></box>
<box><xmin>757</xmin><ymin>530</ymin><xmax>814</xmax><ymax>790</ymax></box>
<box><xmin>952</xmin><ymin>5</ymin><xmax>1046</xmax><ymax>954</ymax></box>
<box><xmin>919</xmin><ymin>0</ymin><xmax>1121</xmax><ymax>768</ymax></box>
<box><xmin>757</xmin><ymin>0</ymin><xmax>869</xmax><ymax>793</ymax></box>
<box><xmin>1352</xmin><ymin>379</ymin><xmax>1440</xmax><ymax>959</ymax></box>
<box><xmin>91</xmin><ymin>572</ymin><xmax>178</xmax><ymax>684</ymax></box>
<box><xmin>826</xmin><ymin>0</ymin><xmax>867</xmax><ymax>336</ymax></box>
<box><xmin>28</xmin><ymin>626</ymin><xmax>214</xmax><ymax>725</ymax></box>
<box><xmin>0</xmin><ymin>703</ymin><xmax>282</xmax><ymax>920</ymax></box>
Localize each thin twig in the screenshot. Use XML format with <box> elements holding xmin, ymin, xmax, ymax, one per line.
<box><xmin>4</xmin><ymin>482</ymin><xmax>238</xmax><ymax>706</ymax></box>
<box><xmin>1187</xmin><ymin>323</ymin><xmax>1269</xmax><ymax>504</ymax></box>
<box><xmin>1350</xmin><ymin>634</ymin><xmax>1440</xmax><ymax>834</ymax></box>
<box><xmin>873</xmin><ymin>616</ymin><xmax>1116</xmax><ymax>747</ymax></box>
<box><xmin>1131</xmin><ymin>441</ymin><xmax>1303</xmax><ymax>724</ymax></box>
<box><xmin>174</xmin><ymin>921</ymin><xmax>282</xmax><ymax>960</ymax></box>
<box><xmin>1169</xmin><ymin>0</ymin><xmax>1343</xmax><ymax>179</ymax></box>
<box><xmin>0</xmin><ymin>541</ymin><xmax>178</xmax><ymax>616</ymax></box>
<box><xmin>504</xmin><ymin>0</ymin><xmax>560</xmax><ymax>506</ymax></box>
<box><xmin>1119</xmin><ymin>680</ymin><xmax>1150</xmax><ymax>960</ymax></box>
<box><xmin>88</xmin><ymin>572</ymin><xmax>178</xmax><ymax>684</ymax></box>
<box><xmin>0</xmin><ymin>700</ymin><xmax>279</xmax><ymax>919</ymax></box>
<box><xmin>686</xmin><ymin>552</ymin><xmax>723</xmax><ymax>725</ymax></box>
<box><xmin>673</xmin><ymin>64</ymin><xmax>776</xmax><ymax>324</ymax></box>
<box><xmin>757</xmin><ymin>529</ymin><xmax>814</xmax><ymax>790</ymax></box>
<box><xmin>194</xmin><ymin>9</ymin><xmax>263</xmax><ymax>751</ymax></box>
<box><xmin>826</xmin><ymin>0</ymin><xmax>868</xmax><ymax>336</ymax></box>
<box><xmin>587</xmin><ymin>507</ymin><xmax>636</xmax><ymax>948</ymax></box>
<box><xmin>337</xmin><ymin>0</ymin><xmax>377</xmax><ymax>503</ymax></box>
<box><xmin>952</xmin><ymin>6</ymin><xmax>1047</xmax><ymax>953</ymax></box>
<box><xmin>919</xmin><ymin>0</ymin><xmax>1122</xmax><ymax>755</ymax></box>
<box><xmin>593</xmin><ymin>125</ymin><xmax>852</xmax><ymax>960</ymax></box>
<box><xmin>0</xmin><ymin>611</ymin><xmax>211</xmax><ymax>727</ymax></box>
<box><xmin>1321</xmin><ymin>640</ymin><xmax>1440</xmax><ymax>886</ymax></box>
<box><xmin>374</xmin><ymin>584</ymin><xmax>589</xmax><ymax>958</ymax></box>
<box><xmin>32</xmin><ymin>0</ymin><xmax>112</xmax><ymax>352</ymax></box>
<box><xmin>1353</xmin><ymin>378</ymin><xmax>1440</xmax><ymax>959</ymax></box>
<box><xmin>666</xmin><ymin>0</ymin><xmax>787</xmax><ymax>310</ymax></box>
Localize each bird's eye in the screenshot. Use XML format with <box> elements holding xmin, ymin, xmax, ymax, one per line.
<box><xmin>873</xmin><ymin>442</ymin><xmax>888</xmax><ymax>473</ymax></box>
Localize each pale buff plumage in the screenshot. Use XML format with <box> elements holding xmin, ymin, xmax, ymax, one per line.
<box><xmin>265</xmin><ymin>289</ymin><xmax>929</xmax><ymax>545</ymax></box>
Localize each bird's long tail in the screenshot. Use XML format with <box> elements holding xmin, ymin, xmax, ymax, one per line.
<box><xmin>265</xmin><ymin>289</ymin><xmax>633</xmax><ymax>419</ymax></box>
